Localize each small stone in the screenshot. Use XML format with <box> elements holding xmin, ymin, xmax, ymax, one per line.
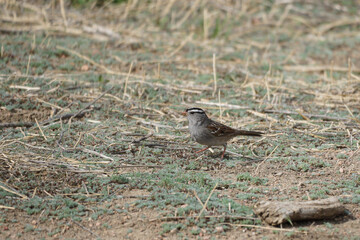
<box><xmin>170</xmin><ymin>228</ymin><xmax>177</xmax><ymax>234</ymax></box>
<box><xmin>81</xmin><ymin>65</ymin><xmax>89</xmax><ymax>71</ymax></box>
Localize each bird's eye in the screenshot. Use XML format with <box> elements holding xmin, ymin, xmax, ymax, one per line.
<box><xmin>190</xmin><ymin>112</ymin><xmax>194</xmax><ymax>114</ymax></box>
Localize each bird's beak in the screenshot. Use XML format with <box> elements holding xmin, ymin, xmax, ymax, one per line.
<box><xmin>181</xmin><ymin>111</ymin><xmax>187</xmax><ymax>116</ymax></box>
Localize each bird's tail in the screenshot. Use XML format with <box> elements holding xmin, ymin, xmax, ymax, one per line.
<box><xmin>235</xmin><ymin>130</ymin><xmax>263</xmax><ymax>136</ymax></box>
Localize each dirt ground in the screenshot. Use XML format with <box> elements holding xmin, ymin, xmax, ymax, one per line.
<box><xmin>1</xmin><ymin>162</ymin><xmax>359</xmax><ymax>240</ymax></box>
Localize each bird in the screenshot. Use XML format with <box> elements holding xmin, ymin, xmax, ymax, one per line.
<box><xmin>183</xmin><ymin>107</ymin><xmax>263</xmax><ymax>159</ymax></box>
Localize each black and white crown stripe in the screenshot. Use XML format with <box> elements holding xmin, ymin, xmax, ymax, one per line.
<box><xmin>185</xmin><ymin>108</ymin><xmax>205</xmax><ymax>114</ymax></box>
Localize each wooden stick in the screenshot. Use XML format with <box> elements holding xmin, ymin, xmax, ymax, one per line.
<box><xmin>254</xmin><ymin>197</ymin><xmax>345</xmax><ymax>225</ymax></box>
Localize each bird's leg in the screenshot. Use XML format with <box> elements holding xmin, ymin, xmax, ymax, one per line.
<box><xmin>220</xmin><ymin>144</ymin><xmax>227</xmax><ymax>159</ymax></box>
<box><xmin>195</xmin><ymin>146</ymin><xmax>210</xmax><ymax>153</ymax></box>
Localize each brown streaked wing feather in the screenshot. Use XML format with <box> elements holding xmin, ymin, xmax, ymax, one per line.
<box><xmin>206</xmin><ymin>121</ymin><xmax>263</xmax><ymax>137</ymax></box>
<box><xmin>206</xmin><ymin>121</ymin><xmax>237</xmax><ymax>137</ymax></box>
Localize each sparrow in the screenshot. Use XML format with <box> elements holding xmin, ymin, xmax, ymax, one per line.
<box><xmin>183</xmin><ymin>107</ymin><xmax>263</xmax><ymax>159</ymax></box>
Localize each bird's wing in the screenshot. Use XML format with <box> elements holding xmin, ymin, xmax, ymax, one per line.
<box><xmin>206</xmin><ymin>120</ymin><xmax>263</xmax><ymax>137</ymax></box>
<box><xmin>206</xmin><ymin>121</ymin><xmax>237</xmax><ymax>137</ymax></box>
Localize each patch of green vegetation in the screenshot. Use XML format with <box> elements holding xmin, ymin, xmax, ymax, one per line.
<box><xmin>109</xmin><ymin>174</ymin><xmax>129</xmax><ymax>184</ymax></box>
<box><xmin>24</xmin><ymin>224</ymin><xmax>42</xmax><ymax>233</ymax></box>
<box><xmin>307</xmin><ymin>187</ymin><xmax>330</xmax><ymax>200</ymax></box>
<box><xmin>236</xmin><ymin>192</ymin><xmax>264</xmax><ymax>201</ymax></box>
<box><xmin>336</xmin><ymin>153</ymin><xmax>348</xmax><ymax>159</ymax></box>
<box><xmin>286</xmin><ymin>156</ymin><xmax>330</xmax><ymax>172</ymax></box>
<box><xmin>161</xmin><ymin>222</ymin><xmax>186</xmax><ymax>234</ymax></box>
<box><xmin>236</xmin><ymin>172</ymin><xmax>268</xmax><ymax>185</ymax></box>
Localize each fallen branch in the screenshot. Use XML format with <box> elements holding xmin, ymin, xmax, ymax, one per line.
<box><xmin>254</xmin><ymin>197</ymin><xmax>346</xmax><ymax>225</ymax></box>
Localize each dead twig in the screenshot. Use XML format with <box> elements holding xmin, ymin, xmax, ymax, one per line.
<box><xmin>0</xmin><ymin>182</ymin><xmax>29</xmax><ymax>200</ymax></box>
<box><xmin>195</xmin><ymin>101</ymin><xmax>249</xmax><ymax>109</ymax></box>
<box><xmin>0</xmin><ymin>205</ymin><xmax>15</xmax><ymax>210</ymax></box>
<box><xmin>283</xmin><ymin>65</ymin><xmax>360</xmax><ymax>73</ymax></box>
<box><xmin>247</xmin><ymin>110</ymin><xmax>278</xmax><ymax>122</ymax></box>
<box><xmin>150</xmin><ymin>215</ymin><xmax>258</xmax><ymax>222</ymax></box>
<box><xmin>229</xmin><ymin>223</ymin><xmax>307</xmax><ymax>233</ymax></box>
<box><xmin>255</xmin><ymin>145</ymin><xmax>279</xmax><ymax>174</ymax></box>
<box><xmin>0</xmin><ymin>87</ymin><xmax>113</xmax><ymax>129</ymax></box>
<box><xmin>0</xmin><ymin>109</ymin><xmax>92</xmax><ymax>129</ymax></box>
<box><xmin>263</xmin><ymin>109</ymin><xmax>349</xmax><ymax>121</ymax></box>
<box><xmin>71</xmin><ymin>219</ymin><xmax>100</xmax><ymax>239</ymax></box>
<box><xmin>196</xmin><ymin>182</ymin><xmax>218</xmax><ymax>221</ymax></box>
<box><xmin>35</xmin><ymin>118</ymin><xmax>47</xmax><ymax>141</ymax></box>
<box><xmin>131</xmin><ymin>131</ymin><xmax>154</xmax><ymax>144</ymax></box>
<box><xmin>0</xmin><ymin>122</ymin><xmax>34</xmax><ymax>128</ymax></box>
<box><xmin>110</xmin><ymin>164</ymin><xmax>163</xmax><ymax>169</ymax></box>
<box><xmin>42</xmin><ymin>109</ymin><xmax>92</xmax><ymax>125</ymax></box>
<box><xmin>72</xmin><ymin>87</ymin><xmax>114</xmax><ymax>119</ymax></box>
<box><xmin>80</xmin><ymin>147</ymin><xmax>115</xmax><ymax>162</ymax></box>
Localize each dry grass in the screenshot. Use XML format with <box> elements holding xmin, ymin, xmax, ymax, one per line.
<box><xmin>0</xmin><ymin>0</ymin><xmax>360</xmax><ymax>239</ymax></box>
